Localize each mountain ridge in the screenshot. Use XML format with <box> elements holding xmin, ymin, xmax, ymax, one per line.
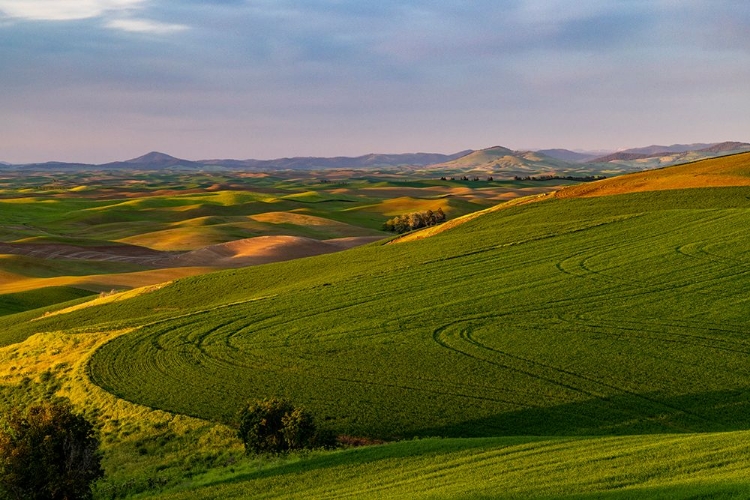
<box><xmin>2</xmin><ymin>141</ymin><xmax>748</xmax><ymax>172</ymax></box>
<box><xmin>535</xmin><ymin>149</ymin><xmax>601</xmax><ymax>162</ymax></box>
<box><xmin>2</xmin><ymin>151</ymin><xmax>473</xmax><ymax>171</ymax></box>
<box><xmin>589</xmin><ymin>141</ymin><xmax>750</xmax><ymax>163</ymax></box>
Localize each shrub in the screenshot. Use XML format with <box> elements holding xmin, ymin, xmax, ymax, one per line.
<box><xmin>237</xmin><ymin>398</ymin><xmax>325</xmax><ymax>454</ymax></box>
<box><xmin>0</xmin><ymin>401</ymin><xmax>103</xmax><ymax>500</ymax></box>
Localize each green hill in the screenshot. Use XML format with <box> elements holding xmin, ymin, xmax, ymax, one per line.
<box><xmin>3</xmin><ymin>164</ymin><xmax>748</xmax><ymax>438</ymax></box>
<box><xmin>75</xmin><ymin>186</ymin><xmax>750</xmax><ymax>438</ymax></box>
<box><xmin>3</xmin><ymin>153</ymin><xmax>750</xmax><ymax>497</ymax></box>
<box><xmin>147</xmin><ymin>432</ymin><xmax>750</xmax><ymax>499</ymax></box>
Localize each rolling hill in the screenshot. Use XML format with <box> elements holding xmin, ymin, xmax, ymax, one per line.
<box><xmin>558</xmin><ymin>150</ymin><xmax>750</xmax><ymax>198</ymax></box>
<box><xmin>427</xmin><ymin>146</ymin><xmax>593</xmax><ymax>176</ymax></box>
<box><xmin>588</xmin><ymin>141</ymin><xmax>750</xmax><ymax>167</ymax></box>
<box><xmin>4</xmin><ymin>152</ymin><xmax>750</xmax><ymax>497</ymax></box>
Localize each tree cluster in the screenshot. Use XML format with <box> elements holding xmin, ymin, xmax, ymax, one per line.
<box><xmin>440</xmin><ymin>176</ymin><xmax>493</xmax><ymax>182</ymax></box>
<box><xmin>0</xmin><ymin>402</ymin><xmax>103</xmax><ymax>500</ymax></box>
<box><xmin>382</xmin><ymin>208</ymin><xmax>446</xmax><ymax>234</ymax></box>
<box><xmin>237</xmin><ymin>398</ymin><xmax>334</xmax><ymax>455</ymax></box>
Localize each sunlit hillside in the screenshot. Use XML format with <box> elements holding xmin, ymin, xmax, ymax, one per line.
<box><xmin>2</xmin><ymin>153</ymin><xmax>750</xmax><ymax>498</ymax></box>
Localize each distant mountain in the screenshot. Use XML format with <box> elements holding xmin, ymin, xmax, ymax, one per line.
<box><xmin>589</xmin><ymin>152</ymin><xmax>658</xmax><ymax>163</ymax></box>
<box><xmin>588</xmin><ymin>141</ymin><xmax>750</xmax><ymax>169</ymax></box>
<box><xmin>7</xmin><ymin>142</ymin><xmax>748</xmax><ymax>173</ymax></box>
<box><xmin>536</xmin><ymin>149</ymin><xmax>600</xmax><ymax>162</ymax></box>
<box><xmin>202</xmin><ymin>151</ymin><xmax>473</xmax><ymax>170</ymax></box>
<box><xmin>125</xmin><ymin>152</ymin><xmax>186</xmax><ymax>165</ymax></box>
<box><xmin>13</xmin><ymin>161</ymin><xmax>98</xmax><ymax>170</ymax></box>
<box><xmin>437</xmin><ymin>146</ymin><xmax>514</xmax><ymax>168</ymax></box>
<box><xmin>6</xmin><ymin>150</ymin><xmax>473</xmax><ymax>171</ymax></box>
<box><xmin>102</xmin><ymin>151</ymin><xmax>206</xmax><ymax>169</ymax></box>
<box><xmin>697</xmin><ymin>141</ymin><xmax>750</xmax><ymax>153</ymax></box>
<box><xmin>428</xmin><ymin>146</ymin><xmax>594</xmax><ymax>176</ymax></box>
<box><xmin>619</xmin><ymin>143</ymin><xmax>716</xmax><ymax>155</ymax></box>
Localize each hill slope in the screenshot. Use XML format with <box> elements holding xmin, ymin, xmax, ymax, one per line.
<box><xmin>558</xmin><ymin>151</ymin><xmax>750</xmax><ymax>198</ymax></box>
<box><xmin>3</xmin><ymin>152</ymin><xmax>750</xmax><ymax>498</ymax></box>
<box><xmin>427</xmin><ymin>146</ymin><xmax>604</xmax><ymax>177</ymax></box>
<box><xmin>1</xmin><ymin>153</ymin><xmax>747</xmax><ymax>442</ymax></box>
<box><xmin>588</xmin><ymin>143</ymin><xmax>750</xmax><ymax>169</ymax></box>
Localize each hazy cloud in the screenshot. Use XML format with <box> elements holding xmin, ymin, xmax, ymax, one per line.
<box><xmin>0</xmin><ymin>0</ymin><xmax>144</xmax><ymax>21</ymax></box>
<box><xmin>105</xmin><ymin>17</ymin><xmax>188</xmax><ymax>33</ymax></box>
<box><xmin>0</xmin><ymin>0</ymin><xmax>188</xmax><ymax>35</ymax></box>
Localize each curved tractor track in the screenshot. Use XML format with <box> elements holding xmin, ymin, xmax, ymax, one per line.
<box><xmin>89</xmin><ymin>190</ymin><xmax>750</xmax><ymax>438</ymax></box>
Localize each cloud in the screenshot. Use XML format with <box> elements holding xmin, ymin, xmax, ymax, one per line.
<box><xmin>1</xmin><ymin>0</ymin><xmax>749</xmax><ymax>162</ymax></box>
<box><xmin>105</xmin><ymin>17</ymin><xmax>188</xmax><ymax>33</ymax></box>
<box><xmin>0</xmin><ymin>0</ymin><xmax>144</xmax><ymax>21</ymax></box>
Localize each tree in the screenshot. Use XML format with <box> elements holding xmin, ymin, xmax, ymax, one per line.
<box><xmin>382</xmin><ymin>208</ymin><xmax>447</xmax><ymax>234</ymax></box>
<box><xmin>0</xmin><ymin>401</ymin><xmax>103</xmax><ymax>500</ymax></box>
<box><xmin>237</xmin><ymin>398</ymin><xmax>320</xmax><ymax>454</ymax></box>
<box><xmin>434</xmin><ymin>207</ymin><xmax>446</xmax><ymax>223</ymax></box>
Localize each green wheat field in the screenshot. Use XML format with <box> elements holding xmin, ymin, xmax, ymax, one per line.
<box><xmin>2</xmin><ymin>153</ymin><xmax>750</xmax><ymax>498</ymax></box>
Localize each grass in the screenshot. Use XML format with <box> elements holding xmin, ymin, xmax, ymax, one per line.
<box><xmin>5</xmin><ymin>185</ymin><xmax>745</xmax><ymax>440</ymax></box>
<box><xmin>0</xmin><ymin>286</ymin><xmax>96</xmax><ymax>316</ymax></box>
<box><xmin>143</xmin><ymin>432</ymin><xmax>750</xmax><ymax>499</ymax></box>
<box><xmin>0</xmin><ymin>323</ymin><xmax>244</xmax><ymax>499</ymax></box>
<box><xmin>557</xmin><ymin>151</ymin><xmax>750</xmax><ymax>198</ymax></box>
<box><xmin>3</xmin><ymin>156</ymin><xmax>750</xmax><ymax>497</ymax></box>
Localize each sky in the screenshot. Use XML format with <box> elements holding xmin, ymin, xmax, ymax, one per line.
<box><xmin>1</xmin><ymin>0</ymin><xmax>749</xmax><ymax>163</ymax></box>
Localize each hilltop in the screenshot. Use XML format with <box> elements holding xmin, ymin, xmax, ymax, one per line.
<box><xmin>102</xmin><ymin>152</ymin><xmax>206</xmax><ymax>169</ymax></box>
<box><xmin>427</xmin><ymin>145</ymin><xmax>601</xmax><ymax>177</ymax></box>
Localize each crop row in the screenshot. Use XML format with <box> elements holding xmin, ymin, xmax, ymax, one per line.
<box><xmin>86</xmin><ymin>187</ymin><xmax>750</xmax><ymax>438</ymax></box>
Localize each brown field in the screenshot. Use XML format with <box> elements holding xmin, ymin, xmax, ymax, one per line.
<box><xmin>0</xmin><ymin>267</ymin><xmax>214</xmax><ymax>294</ymax></box>
<box><xmin>167</xmin><ymin>235</ymin><xmax>383</xmax><ymax>267</ymax></box>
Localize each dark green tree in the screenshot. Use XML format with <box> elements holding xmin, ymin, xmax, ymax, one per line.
<box><xmin>281</xmin><ymin>407</ymin><xmax>317</xmax><ymax>450</ymax></box>
<box><xmin>237</xmin><ymin>398</ymin><xmax>320</xmax><ymax>454</ymax></box>
<box><xmin>0</xmin><ymin>401</ymin><xmax>103</xmax><ymax>500</ymax></box>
